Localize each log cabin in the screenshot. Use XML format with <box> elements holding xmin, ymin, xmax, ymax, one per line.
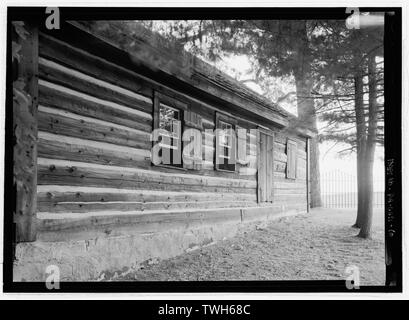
<box><xmin>12</xmin><ymin>20</ymin><xmax>316</xmax><ymax>281</ymax></box>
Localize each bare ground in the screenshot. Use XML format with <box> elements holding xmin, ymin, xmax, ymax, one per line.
<box><xmin>112</xmin><ymin>208</ymin><xmax>385</xmax><ymax>285</ymax></box>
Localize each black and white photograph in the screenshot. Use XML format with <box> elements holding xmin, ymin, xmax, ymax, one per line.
<box><xmin>1</xmin><ymin>4</ymin><xmax>403</xmax><ymax>296</ymax></box>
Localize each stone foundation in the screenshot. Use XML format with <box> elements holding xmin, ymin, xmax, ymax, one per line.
<box><xmin>13</xmin><ymin>206</ymin><xmax>305</xmax><ymax>281</ymax></box>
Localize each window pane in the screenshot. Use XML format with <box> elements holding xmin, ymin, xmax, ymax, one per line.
<box><xmin>160</xmin><ymin>104</ymin><xmax>180</xmax><ymax>141</ymax></box>
<box><xmin>160</xmin><ymin>104</ymin><xmax>179</xmax><ymax>130</ymax></box>
<box><xmin>219</xmin><ymin>121</ymin><xmax>232</xmax><ymax>148</ymax></box>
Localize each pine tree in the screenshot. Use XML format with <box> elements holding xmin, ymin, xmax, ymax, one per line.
<box><xmin>312</xmin><ymin>20</ymin><xmax>384</xmax><ymax>238</ymax></box>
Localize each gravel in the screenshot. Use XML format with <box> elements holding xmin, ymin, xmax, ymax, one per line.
<box><xmin>113</xmin><ymin>208</ymin><xmax>385</xmax><ymax>285</ymax></box>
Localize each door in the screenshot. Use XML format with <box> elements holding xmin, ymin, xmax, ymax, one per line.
<box><xmin>257</xmin><ymin>130</ymin><xmax>274</xmax><ymax>202</ymax></box>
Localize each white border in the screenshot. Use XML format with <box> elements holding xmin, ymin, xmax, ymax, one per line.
<box><xmin>0</xmin><ymin>0</ymin><xmax>407</xmax><ymax>300</ymax></box>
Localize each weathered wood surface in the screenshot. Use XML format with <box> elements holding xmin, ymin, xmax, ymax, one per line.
<box><xmin>38</xmin><ymin>133</ymin><xmax>151</xmax><ymax>169</ymax></box>
<box><xmin>274</xmin><ymin>132</ymin><xmax>306</xmax><ymax>150</ymax></box>
<box><xmin>306</xmin><ymin>138</ymin><xmax>311</xmax><ymax>212</ymax></box>
<box><xmin>38</xmin><ymin>57</ymin><xmax>153</xmax><ymax>114</ymax></box>
<box><xmin>38</xmin><ymin>106</ymin><xmax>151</xmax><ymax>150</ymax></box>
<box><xmin>37</xmin><ymin>159</ymin><xmax>257</xmax><ymax>190</ymax></box>
<box><xmin>257</xmin><ymin>131</ymin><xmax>274</xmax><ymax>202</ymax></box>
<box><xmin>274</xmin><ymin>151</ymin><xmax>287</xmax><ymax>163</ymax></box>
<box><xmin>39</xmin><ymin>32</ymin><xmax>153</xmax><ymax>98</ymax></box>
<box><xmin>14</xmin><ymin>24</ymin><xmax>38</xmax><ymax>242</ymax></box>
<box><xmin>39</xmin><ymin>31</ymin><xmax>217</xmax><ymax>130</ymax></box>
<box><xmin>36</xmin><ymin>207</ymin><xmax>244</xmax><ymax>241</ymax></box>
<box><xmin>37</xmin><ymin>186</ymin><xmax>256</xmax><ymax>203</ymax></box>
<box><xmin>39</xmin><ymin>83</ymin><xmax>152</xmax><ymax>132</ymax></box>
<box><xmin>266</xmin><ymin>133</ymin><xmax>274</xmax><ymax>201</ymax></box>
<box><xmin>36</xmin><ymin>201</ymin><xmax>307</xmax><ymax>242</ymax></box>
<box><xmin>34</xmin><ymin>31</ymin><xmax>310</xmax><ymax>231</ymax></box>
<box><xmin>58</xmin><ymin>21</ymin><xmax>290</xmax><ymax>128</ymax></box>
<box><xmin>38</xmin><ymin>199</ymin><xmax>257</xmax><ymax>213</ymax></box>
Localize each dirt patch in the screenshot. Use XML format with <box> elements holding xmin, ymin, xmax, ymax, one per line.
<box><xmin>111</xmin><ymin>208</ymin><xmax>385</xmax><ymax>285</ymax></box>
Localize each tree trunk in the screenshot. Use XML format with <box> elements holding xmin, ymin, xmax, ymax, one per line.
<box><xmin>295</xmin><ymin>76</ymin><xmax>321</xmax><ymax>207</ymax></box>
<box><xmin>292</xmin><ymin>21</ymin><xmax>321</xmax><ymax>208</ymax></box>
<box><xmin>353</xmin><ymin>74</ymin><xmax>366</xmax><ymax>228</ymax></box>
<box><xmin>358</xmin><ymin>54</ymin><xmax>378</xmax><ymax>238</ymax></box>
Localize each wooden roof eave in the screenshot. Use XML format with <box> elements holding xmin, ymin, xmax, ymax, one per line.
<box><xmin>67</xmin><ymin>21</ymin><xmax>290</xmax><ymax>129</ymax></box>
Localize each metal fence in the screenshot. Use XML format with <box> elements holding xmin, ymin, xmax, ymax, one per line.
<box><xmin>321</xmin><ymin>170</ymin><xmax>384</xmax><ymax>209</ymax></box>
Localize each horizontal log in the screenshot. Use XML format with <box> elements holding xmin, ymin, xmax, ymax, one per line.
<box><xmin>140</xmin><ymin>157</ymin><xmax>256</xmax><ymax>181</ymax></box>
<box><xmin>36</xmin><ymin>207</ymin><xmax>244</xmax><ymax>242</ymax></box>
<box><xmin>40</xmin><ymin>79</ymin><xmax>151</xmax><ymax>120</ymax></box>
<box><xmin>274</xmin><ymin>180</ymin><xmax>307</xmax><ymax>189</ymax></box>
<box><xmin>38</xmin><ymin>132</ymin><xmax>151</xmax><ymax>169</ymax></box>
<box><xmin>38</xmin><ymin>106</ymin><xmax>151</xmax><ymax>150</ymax></box>
<box><xmin>39</xmin><ymin>81</ymin><xmax>152</xmax><ymax>132</ymax></box>
<box><xmin>274</xmin><ymin>133</ymin><xmax>306</xmax><ymax>150</ymax></box>
<box><xmin>274</xmin><ymin>188</ymin><xmax>306</xmax><ymax>195</ymax></box>
<box><xmin>39</xmin><ymin>57</ymin><xmax>153</xmax><ymax>114</ymax></box>
<box><xmin>39</xmin><ymin>32</ymin><xmax>153</xmax><ymax>98</ymax></box>
<box><xmin>274</xmin><ymin>198</ymin><xmax>307</xmax><ymax>206</ymax></box>
<box><xmin>274</xmin><ymin>142</ymin><xmax>285</xmax><ymax>153</ymax></box>
<box><xmin>274</xmin><ymin>161</ymin><xmax>286</xmax><ymax>173</ymax></box>
<box><xmin>274</xmin><ymin>133</ymin><xmax>287</xmax><ymax>145</ymax></box>
<box><xmin>202</xmin><ymin>118</ymin><xmax>215</xmax><ymax>129</ymax></box>
<box><xmin>189</xmin><ymin>101</ymin><xmax>215</xmax><ymax>121</ymax></box>
<box><xmin>237</xmin><ymin>167</ymin><xmax>257</xmax><ymax>176</ymax></box>
<box><xmin>273</xmin><ymin>148</ymin><xmax>304</xmax><ymax>162</ymax></box>
<box><xmin>274</xmin><ymin>172</ymin><xmax>286</xmax><ymax>179</ymax></box>
<box><xmin>238</xmin><ymin>165</ymin><xmax>257</xmax><ymax>176</ymax></box>
<box><xmin>38</xmin><ymin>199</ymin><xmax>256</xmax><ymax>213</ymax></box>
<box><xmin>274</xmin><ymin>168</ymin><xmax>306</xmax><ymax>181</ymax></box>
<box><xmin>272</xmin><ymin>202</ymin><xmax>307</xmax><ymax>213</ymax></box>
<box><xmin>37</xmin><ymin>186</ymin><xmax>257</xmax><ymax>204</ymax></box>
<box><xmin>203</xmin><ymin>130</ymin><xmax>215</xmax><ymax>138</ymax></box>
<box><xmin>274</xmin><ymin>151</ymin><xmax>287</xmax><ymax>163</ymax></box>
<box><xmin>37</xmin><ymin>158</ymin><xmax>257</xmax><ymax>193</ymax></box>
<box><xmin>39</xmin><ymin>32</ymin><xmax>234</xmax><ymax>127</ymax></box>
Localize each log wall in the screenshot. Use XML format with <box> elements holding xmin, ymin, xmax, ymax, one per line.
<box><xmin>272</xmin><ymin>132</ymin><xmax>308</xmax><ymax>211</ymax></box>
<box><xmin>36</xmin><ymin>30</ymin><xmax>307</xmax><ymax>240</ymax></box>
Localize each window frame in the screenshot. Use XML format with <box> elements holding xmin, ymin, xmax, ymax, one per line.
<box><xmin>152</xmin><ymin>91</ymin><xmax>187</xmax><ymax>170</ymax></box>
<box><xmin>215</xmin><ymin>112</ymin><xmax>237</xmax><ymax>172</ymax></box>
<box><xmin>286</xmin><ymin>138</ymin><xmax>298</xmax><ymax>180</ymax></box>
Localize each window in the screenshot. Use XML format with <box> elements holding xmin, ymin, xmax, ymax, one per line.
<box><xmin>286</xmin><ymin>139</ymin><xmax>298</xmax><ymax>179</ymax></box>
<box><xmin>215</xmin><ymin>113</ymin><xmax>236</xmax><ymax>172</ymax></box>
<box><xmin>152</xmin><ymin>92</ymin><xmax>185</xmax><ymax>168</ymax></box>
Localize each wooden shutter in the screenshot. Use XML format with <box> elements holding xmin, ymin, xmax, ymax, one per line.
<box><xmin>172</xmin><ymin>119</ymin><xmax>182</xmax><ymax>166</ymax></box>
<box><xmin>215</xmin><ymin>112</ymin><xmax>237</xmax><ymax>172</ymax></box>
<box><xmin>183</xmin><ymin>110</ymin><xmax>203</xmax><ymax>170</ymax></box>
<box><xmin>257</xmin><ymin>130</ymin><xmax>274</xmax><ymax>202</ymax></box>
<box><xmin>184</xmin><ymin>110</ymin><xmax>203</xmax><ymax>130</ymax></box>
<box><xmin>286</xmin><ymin>140</ymin><xmax>298</xmax><ymax>179</ymax></box>
<box><xmin>236</xmin><ymin>126</ymin><xmax>248</xmax><ymax>165</ymax></box>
